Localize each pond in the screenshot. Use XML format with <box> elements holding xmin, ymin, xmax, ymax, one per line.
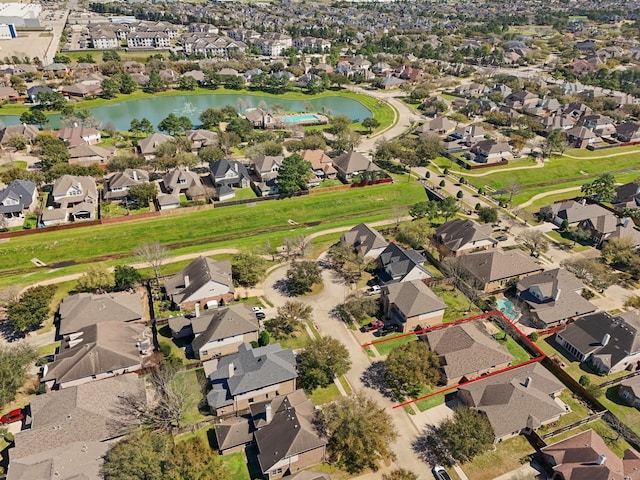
<box><xmin>0</xmin><ymin>93</ymin><xmax>372</xmax><ymax>130</ymax></box>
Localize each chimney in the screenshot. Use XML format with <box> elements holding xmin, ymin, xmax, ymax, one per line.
<box><xmin>194</xmin><ymin>303</ymin><xmax>200</xmax><ymax>318</ymax></box>
<box><xmin>553</xmin><ymin>288</ymin><xmax>561</xmax><ymax>301</ymax></box>
<box><xmin>228</xmin><ymin>362</ymin><xmax>234</xmax><ymax>378</ymax></box>
<box><xmin>524</xmin><ymin>376</ymin><xmax>532</xmax><ymax>388</ymax></box>
<box><xmin>265</xmin><ymin>403</ymin><xmax>272</xmax><ymax>424</ymax></box>
<box><xmin>602</xmin><ymin>333</ymin><xmax>611</xmax><ymax>347</ymax></box>
<box><xmin>597</xmin><ymin>455</ymin><xmax>606</xmax><ymax>465</ymax></box>
<box><xmin>184</xmin><ymin>275</ymin><xmax>190</xmax><ymax>288</ymax></box>
<box><xmin>581</xmin><ymin>198</ymin><xmax>587</xmax><ymax>206</ymax></box>
<box><xmin>132</xmin><ymin>170</ymin><xmax>138</xmax><ymax>181</ymax></box>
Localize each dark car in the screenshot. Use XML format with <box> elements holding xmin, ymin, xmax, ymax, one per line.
<box><xmin>0</xmin><ymin>408</ymin><xmax>24</xmax><ymax>425</ymax></box>
<box><xmin>432</xmin><ymin>466</ymin><xmax>452</xmax><ymax>480</ymax></box>
<box><xmin>495</xmin><ymin>234</ymin><xmax>508</xmax><ymax>242</ymax></box>
<box><xmin>376</xmin><ymin>324</ymin><xmax>400</xmax><ymax>337</ymax></box>
<box><xmin>361</xmin><ymin>319</ymin><xmax>384</xmax><ymax>332</ymax></box>
<box><xmin>255</xmin><ymin>312</ymin><xmax>266</xmax><ymax>320</ymax></box>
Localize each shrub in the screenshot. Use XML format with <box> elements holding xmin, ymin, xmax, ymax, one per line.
<box><xmin>528</xmin><ymin>332</ymin><xmax>539</xmax><ymax>342</ymax></box>
<box><xmin>581</xmin><ymin>289</ymin><xmax>595</xmax><ymax>300</ymax></box>
<box><xmin>579</xmin><ymin>375</ymin><xmax>591</xmax><ymax>387</ymax></box>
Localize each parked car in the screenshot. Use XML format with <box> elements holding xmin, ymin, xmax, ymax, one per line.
<box><xmin>251</xmin><ymin>306</ymin><xmax>264</xmax><ymax>313</ymax></box>
<box><xmin>361</xmin><ymin>319</ymin><xmax>384</xmax><ymax>332</ymax></box>
<box><xmin>0</xmin><ymin>408</ymin><xmax>24</xmax><ymax>425</ymax></box>
<box><xmin>367</xmin><ymin>285</ymin><xmax>381</xmax><ymax>296</ymax></box>
<box><xmin>432</xmin><ymin>466</ymin><xmax>452</xmax><ymax>480</ymax></box>
<box><xmin>495</xmin><ymin>234</ymin><xmax>508</xmax><ymax>242</ymax></box>
<box><xmin>376</xmin><ymin>324</ymin><xmax>400</xmax><ymax>337</ymax></box>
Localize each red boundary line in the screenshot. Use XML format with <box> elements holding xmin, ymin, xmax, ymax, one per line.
<box><xmin>358</xmin><ymin>309</ymin><xmax>547</xmax><ymax>409</ymax></box>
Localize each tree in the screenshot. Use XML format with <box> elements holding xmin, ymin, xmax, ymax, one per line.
<box><xmin>101</xmin><ymin>78</ymin><xmax>120</xmax><ymax>99</ymax></box>
<box><xmin>19</xmin><ymin>109</ymin><xmax>48</xmax><ymax>128</ymax></box>
<box><xmin>231</xmin><ymin>253</ymin><xmax>267</xmax><ymax>287</ymax></box>
<box><xmin>286</xmin><ymin>260</ymin><xmax>321</xmax><ymax>295</ymax></box>
<box><xmin>135</xmin><ymin>241</ymin><xmax>168</xmax><ymax>286</ymax></box>
<box><xmin>129</xmin><ymin>118</ymin><xmax>154</xmax><ymax>135</ymax></box>
<box><xmin>147</xmin><ymin>366</ymin><xmax>199</xmax><ymax>432</ymax></box>
<box><xmin>504</xmin><ymin>179</ymin><xmax>522</xmax><ymax>205</ymax></box>
<box><xmin>198</xmin><ymin>145</ymin><xmax>225</xmax><ymax>163</ymax></box>
<box><xmin>34</xmin><ymin>134</ymin><xmax>70</xmax><ymax>170</ymax></box>
<box><xmin>7</xmin><ymin>285</ymin><xmax>57</xmax><ymax>333</ymax></box>
<box><xmin>581</xmin><ymin>173</ymin><xmax>616</xmax><ymax>202</ymax></box>
<box><xmin>277</xmin><ymin>153</ymin><xmax>312</xmax><ymax>195</ymax></box>
<box><xmin>158</xmin><ymin>113</ymin><xmax>193</xmax><ymax>135</ymax></box>
<box><xmin>579</xmin><ymin>375</ymin><xmax>591</xmax><ymax>387</ymax></box>
<box><xmin>409</xmin><ymin>201</ymin><xmax>439</xmax><ymax>220</ymax></box>
<box><xmin>76</xmin><ymin>264</ymin><xmax>115</xmax><ymax>293</ymax></box>
<box><xmin>0</xmin><ymin>343</ymin><xmax>38</xmax><ymax>409</ymax></box>
<box><xmin>382</xmin><ymin>469</ymin><xmax>418</xmax><ymax>480</ymax></box>
<box><xmin>333</xmin><ymin>129</ymin><xmax>362</xmax><ymax>153</ymax></box>
<box><xmin>439</xmin><ymin>196</ymin><xmax>459</xmax><ymax>220</ymax></box>
<box><xmin>384</xmin><ymin>341</ymin><xmax>440</xmax><ymax>396</ymax></box>
<box><xmin>546</xmin><ymin>128</ymin><xmax>568</xmax><ymax>156</ymax></box>
<box><xmin>602</xmin><ymin>237</ymin><xmax>636</xmax><ymax>265</ymax></box>
<box><xmin>477</xmin><ymin>206</ymin><xmax>498</xmax><ymax>224</ymax></box>
<box><xmin>146</xmin><ymin>71</ymin><xmax>166</xmax><ymax>93</ymax></box>
<box><xmin>178</xmin><ymin>75</ymin><xmax>198</xmax><ymax>90</ymax></box>
<box><xmin>298</xmin><ymin>336</ymin><xmax>351</xmax><ymax>390</ymax></box>
<box><xmin>320</xmin><ymin>392</ymin><xmax>397</xmax><ymax>473</ymax></box>
<box><xmin>119</xmin><ymin>73</ymin><xmax>137</xmax><ymax>94</ymax></box>
<box><xmin>225</xmin><ymin>118</ymin><xmax>253</xmax><ymax>141</ymax></box>
<box><xmin>7</xmin><ymin>134</ymin><xmax>28</xmax><ymax>151</ymax></box>
<box><xmin>437</xmin><ymin>407</ymin><xmax>494</xmax><ymax>463</ymax></box>
<box><xmin>165</xmin><ymin>436</ymin><xmax>230</xmax><ymax>480</ymax></box>
<box><xmin>114</xmin><ymin>265</ymin><xmax>142</xmax><ymax>290</ymax></box>
<box><xmin>34</xmin><ymin>90</ymin><xmax>66</xmax><ymax>110</ymax></box>
<box><xmin>517</xmin><ymin>230</ymin><xmax>549</xmax><ymax>256</ymax></box>
<box><xmin>266</xmin><ymin>300</ymin><xmax>312</xmax><ymax>338</ymax></box>
<box><xmin>362</xmin><ymin>117</ymin><xmax>380</xmax><ymax>134</ymax></box>
<box><xmin>456</xmin><ymin>190</ymin><xmax>463</xmax><ymax>199</ymax></box>
<box><xmin>561</xmin><ymin>258</ymin><xmax>616</xmax><ymax>291</ymax></box>
<box><xmin>128</xmin><ymin>182</ymin><xmax>158</xmax><ymax>208</ymax></box>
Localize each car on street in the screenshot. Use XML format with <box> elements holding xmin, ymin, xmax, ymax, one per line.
<box><xmin>361</xmin><ymin>319</ymin><xmax>384</xmax><ymax>332</ymax></box>
<box><xmin>0</xmin><ymin>408</ymin><xmax>24</xmax><ymax>425</ymax></box>
<box><xmin>432</xmin><ymin>466</ymin><xmax>452</xmax><ymax>480</ymax></box>
<box><xmin>367</xmin><ymin>285</ymin><xmax>381</xmax><ymax>296</ymax></box>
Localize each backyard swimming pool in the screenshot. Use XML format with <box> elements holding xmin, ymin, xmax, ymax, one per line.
<box><xmin>280</xmin><ymin>114</ymin><xmax>321</xmax><ymax>123</ymax></box>
<box><xmin>496</xmin><ymin>298</ymin><xmax>520</xmax><ymax>320</ymax></box>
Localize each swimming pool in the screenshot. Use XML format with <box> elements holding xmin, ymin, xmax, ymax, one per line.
<box><xmin>281</xmin><ymin>114</ymin><xmax>321</xmax><ymax>123</ymax></box>
<box><xmin>496</xmin><ymin>298</ymin><xmax>520</xmax><ymax>320</ymax></box>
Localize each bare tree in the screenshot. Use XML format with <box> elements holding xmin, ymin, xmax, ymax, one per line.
<box><xmin>255</xmin><ymin>239</ymin><xmax>277</xmax><ymax>261</ymax></box>
<box><xmin>442</xmin><ymin>256</ymin><xmax>471</xmax><ymax>290</ymax></box>
<box><xmin>517</xmin><ymin>230</ymin><xmax>548</xmax><ymax>256</ymax></box>
<box><xmin>135</xmin><ymin>241</ymin><xmax>168</xmax><ymax>286</ymax></box>
<box><xmin>504</xmin><ymin>179</ymin><xmax>522</xmax><ymax>206</ymax></box>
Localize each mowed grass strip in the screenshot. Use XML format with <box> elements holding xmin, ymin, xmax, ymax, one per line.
<box><xmin>0</xmin><ymin>182</ymin><xmax>425</xmax><ymax>273</ymax></box>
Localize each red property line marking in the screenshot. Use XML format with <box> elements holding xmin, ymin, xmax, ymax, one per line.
<box><xmin>359</xmin><ymin>309</ymin><xmax>548</xmax><ymax>409</ymax></box>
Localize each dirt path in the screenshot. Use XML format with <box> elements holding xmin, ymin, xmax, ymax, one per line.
<box><xmin>437</xmin><ymin>158</ymin><xmax>546</xmax><ymax>177</ymax></box>
<box><xmin>518</xmin><ymin>186</ymin><xmax>583</xmax><ymax>209</ymax></box>
<box><xmin>560</xmin><ymin>149</ymin><xmax>640</xmax><ymax>160</ymax></box>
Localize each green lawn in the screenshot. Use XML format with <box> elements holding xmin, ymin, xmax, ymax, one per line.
<box><xmin>601</xmin><ymin>386</ymin><xmax>640</xmax><ymax>438</ymax></box>
<box><xmin>414</xmin><ymin>384</ymin><xmax>446</xmax><ymax>412</ymax></box>
<box><xmin>537</xmin><ymin>390</ymin><xmax>590</xmax><ymax>436</ymax></box>
<box><xmin>370</xmin><ymin>333</ymin><xmax>417</xmax><ymax>356</ymax></box>
<box><xmin>430</xmin><ymin>284</ymin><xmax>482</xmax><ymax>323</ymax></box>
<box><xmin>492</xmin><ymin>323</ymin><xmax>531</xmax><ymax>365</ymax></box>
<box><xmin>563</xmin><ymin>145</ymin><xmax>640</xmax><ymax>158</ymax></box>
<box><xmin>38</xmin><ymin>342</ymin><xmax>60</xmax><ymax>356</ymax></box>
<box><xmin>274</xmin><ymin>328</ymin><xmax>314</xmax><ymax>350</ymax></box>
<box><xmin>0</xmin><ymin>181</ymin><xmax>426</xmax><ymax>289</ymax></box>
<box><xmin>221</xmin><ymin>187</ymin><xmax>258</xmax><ymax>202</ymax></box>
<box><xmin>157</xmin><ymin>325</ymin><xmax>201</xmax><ymax>367</ymax></box>
<box><xmin>545</xmin><ymin>229</ymin><xmax>592</xmax><ymax>253</ymax></box>
<box><xmin>221</xmin><ymin>451</ymin><xmax>251</xmax><ymax>480</ymax></box>
<box><xmin>173</xmin><ymin>368</ymin><xmax>211</xmax><ymax>427</ymax></box>
<box><xmin>461</xmin><ymin>435</ymin><xmax>535</xmax><ymax>480</ymax></box>
<box><xmin>309</xmin><ymin>382</ymin><xmax>342</xmax><ymax>405</ymax></box>
<box><xmin>543</xmin><ymin>419</ymin><xmax>632</xmax><ymax>458</ymax></box>
<box><xmin>524</xmin><ymin>191</ymin><xmax>581</xmax><ymax>213</ymax></box>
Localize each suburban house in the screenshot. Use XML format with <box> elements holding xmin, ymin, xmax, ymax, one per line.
<box><xmin>433</xmin><ymin>219</ymin><xmax>498</xmax><ymax>257</ymax></box>
<box><xmin>59</xmin><ymin>79</ymin><xmax>103</xmax><ymax>98</ymax></box>
<box><xmin>450</xmin><ymin>123</ymin><xmax>486</xmax><ymax>144</ymax></box>
<box><xmin>162</xmin><ymin>166</ymin><xmax>205</xmax><ymax>199</ymax></box>
<box><xmin>252</xmin><ymin>155</ymin><xmax>284</xmax><ymax>182</ymax></box>
<box><xmin>377</xmin><ymin>242</ymin><xmax>432</xmax><ymax>285</ymax></box>
<box><xmin>0</xmin><ymin>123</ymin><xmax>39</xmax><ymax>148</ymax></box>
<box><xmin>339</xmin><ymin>223</ymin><xmax>389</xmax><ymax>260</ymax></box>
<box><xmin>382</xmin><ymin>279</ymin><xmax>446</xmax><ymax>332</ymax></box>
<box><xmin>331</xmin><ymin>151</ymin><xmax>381</xmax><ymax>181</ymax></box>
<box><xmin>164</xmin><ymin>256</ymin><xmax>235</xmax><ymax>310</ymax></box>
<box><xmin>417</xmin><ymin>117</ymin><xmax>457</xmax><ymax>137</ymax></box>
<box><xmin>0</xmin><ymin>179</ymin><xmax>37</xmax><ymax>219</ymax></box>
<box><xmin>300</xmin><ymin>149</ymin><xmax>337</xmax><ymax>180</ymax></box>
<box><xmin>185</xmin><ymin>128</ymin><xmax>218</xmax><ymax>151</ymax></box>
<box><xmin>104</xmin><ymin>168</ymin><xmax>150</xmax><ymax>201</ymax></box>
<box><xmin>578</xmin><ymin>114</ymin><xmax>616</xmax><ymax>137</ymax></box>
<box><xmin>619</xmin><ymin>376</ymin><xmax>640</xmax><ymax>408</ymax></box>
<box><xmin>58</xmin><ymin>291</ymin><xmax>144</xmax><ymax>336</ymax></box>
<box><xmin>168</xmin><ymin>304</ymin><xmax>259</xmax><ymax>360</ymax></box>
<box><xmin>55</xmin><ymin>126</ymin><xmax>101</xmax><ymax>147</ymax></box>
<box><xmin>541</xmin><ymin>429</ymin><xmax>640</xmax><ymax>480</ymax></box>
<box><xmin>42</xmin><ymin>321</ymin><xmax>152</xmax><ymax>390</ymax></box>
<box><xmin>214</xmin><ymin>390</ymin><xmax>326</xmax><ymax>479</ymax></box>
<box><xmin>210</xmin><ymin>159</ymin><xmax>251</xmax><ymax>190</ymax></box>
<box><xmin>7</xmin><ymin>374</ymin><xmax>145</xmax><ymax>480</ymax></box>
<box><xmin>422</xmin><ymin>320</ymin><xmax>512</xmax><ymax>385</ymax></box>
<box><xmin>614</xmin><ymin>182</ymin><xmax>640</xmax><ymax>210</ymax></box>
<box><xmin>43</xmin><ymin>175</ymin><xmax>98</xmax><ymax>225</ymax></box>
<box><xmin>565</xmin><ymin>125</ymin><xmax>601</xmax><ymax>148</ymax></box>
<box><xmin>204</xmin><ymin>343</ymin><xmax>298</xmax><ymax>416</ymax></box>
<box><xmin>457</xmin><ymin>362</ymin><xmax>566</xmax><ymax>442</ymax></box>
<box><xmin>138</xmin><ymin>132</ymin><xmax>174</xmax><ymax>160</ymax></box>
<box><xmin>517</xmin><ymin>268</ymin><xmax>596</xmax><ymax>328</ymax></box>
<box><xmin>469</xmin><ymin>139</ymin><xmax>513</xmax><ymax>164</ymax></box>
<box><xmin>616</xmin><ymin>121</ymin><xmax>640</xmax><ymax>143</ymax></box>
<box><xmin>457</xmin><ymin>249</ymin><xmax>543</xmax><ymax>293</ymax></box>
<box><xmin>578</xmin><ymin>214</ymin><xmax>640</xmax><ymax>247</ymax></box>
<box><xmin>245</xmin><ymin>108</ymin><xmax>276</xmax><ymax>128</ymax></box>
<box><xmin>68</xmin><ymin>143</ymin><xmax>114</xmax><ymax>166</ymax></box>
<box><xmin>555</xmin><ymin>311</ymin><xmax>640</xmax><ymax>374</ymax></box>
<box><xmin>539</xmin><ymin>200</ymin><xmax>611</xmax><ymax>227</ymax></box>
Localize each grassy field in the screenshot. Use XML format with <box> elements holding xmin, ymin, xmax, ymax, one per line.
<box><xmin>370</xmin><ymin>333</ymin><xmax>417</xmax><ymax>357</ymax></box>
<box><xmin>460</xmin><ymin>435</ymin><xmax>535</xmax><ymax>480</ymax></box>
<box><xmin>431</xmin><ymin>284</ymin><xmax>482</xmax><ymax>323</ymax></box>
<box><xmin>0</xmin><ymin>181</ymin><xmax>426</xmax><ymax>288</ymax></box>
<box><xmin>175</xmin><ymin>368</ymin><xmax>211</xmax><ymax>426</ymax></box>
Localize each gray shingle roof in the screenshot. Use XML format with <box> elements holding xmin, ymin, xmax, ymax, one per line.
<box><xmin>340</xmin><ymin>223</ymin><xmax>389</xmax><ymax>258</ymax></box>
<box><xmin>384</xmin><ymin>280</ymin><xmax>446</xmax><ymax>318</ymax></box>
<box><xmin>0</xmin><ymin>179</ymin><xmax>36</xmax><ymax>214</ymax></box>
<box><xmin>190</xmin><ymin>304</ymin><xmax>259</xmax><ymax>352</ymax></box>
<box><xmin>435</xmin><ymin>218</ymin><xmax>497</xmax><ymax>253</ymax></box>
<box><xmin>164</xmin><ymin>256</ymin><xmax>234</xmax><ymax>306</ymax></box>
<box><xmin>377</xmin><ymin>243</ymin><xmax>430</xmax><ymax>284</ymax></box>
<box><xmin>458</xmin><ymin>249</ymin><xmax>542</xmax><ymax>287</ymax></box>
<box><xmin>332</xmin><ymin>151</ymin><xmax>380</xmax><ymax>175</ymax></box>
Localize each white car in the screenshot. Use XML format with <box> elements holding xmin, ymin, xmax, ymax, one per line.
<box><xmin>367</xmin><ymin>285</ymin><xmax>381</xmax><ymax>296</ymax></box>
<box><xmin>251</xmin><ymin>306</ymin><xmax>264</xmax><ymax>313</ymax></box>
<box><xmin>432</xmin><ymin>466</ymin><xmax>452</xmax><ymax>480</ymax></box>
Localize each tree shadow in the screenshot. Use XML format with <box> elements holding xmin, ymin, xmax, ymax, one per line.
<box><xmin>359</xmin><ymin>361</ymin><xmax>396</xmax><ymax>400</ymax></box>
<box><xmin>411</xmin><ymin>425</ymin><xmax>454</xmax><ymax>468</ymax></box>
<box><xmin>273</xmin><ymin>278</ymin><xmax>293</xmax><ymax>297</ymax></box>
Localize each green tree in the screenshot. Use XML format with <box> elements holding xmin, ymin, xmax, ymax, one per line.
<box><xmin>76</xmin><ymin>264</ymin><xmax>115</xmax><ymax>293</ymax></box>
<box><xmin>198</xmin><ymin>145</ymin><xmax>225</xmax><ymax>164</ymax></box>
<box><xmin>146</xmin><ymin>71</ymin><xmax>166</xmax><ymax>93</ymax></box>
<box><xmin>362</xmin><ymin>117</ymin><xmax>380</xmax><ymax>134</ymax></box>
<box><xmin>158</xmin><ymin>113</ymin><xmax>193</xmax><ymax>135</ymax></box>
<box><xmin>561</xmin><ymin>258</ymin><xmax>615</xmax><ymax>291</ymax></box>
<box><xmin>320</xmin><ymin>392</ymin><xmax>397</xmax><ymax>473</ymax></box>
<box><xmin>118</xmin><ymin>73</ymin><xmax>137</xmax><ymax>94</ymax></box>
<box><xmin>382</xmin><ymin>469</ymin><xmax>418</xmax><ymax>480</ymax></box>
<box><xmin>102</xmin><ymin>431</ymin><xmax>171</xmax><ymax>480</ymax></box>
<box><xmin>277</xmin><ymin>153</ymin><xmax>312</xmax><ymax>195</ymax></box>
<box><xmin>266</xmin><ymin>300</ymin><xmax>312</xmax><ymax>338</ymax></box>
<box><xmin>409</xmin><ymin>201</ymin><xmax>439</xmax><ymax>220</ymax></box>
<box><xmin>114</xmin><ymin>265</ymin><xmax>142</xmax><ymax>290</ymax></box>
<box><xmin>108</xmin><ymin>155</ymin><xmax>146</xmax><ymax>172</ymax></box>
<box><xmin>437</xmin><ymin>407</ymin><xmax>494</xmax><ymax>463</ymax></box>
<box><xmin>6</xmin><ymin>135</ymin><xmax>28</xmax><ymax>151</ymax></box>
<box><xmin>517</xmin><ymin>230</ymin><xmax>549</xmax><ymax>256</ymax></box>
<box><xmin>602</xmin><ymin>237</ymin><xmax>636</xmax><ymax>265</ymax></box>
<box><xmin>128</xmin><ymin>182</ymin><xmax>158</xmax><ymax>208</ymax></box>
<box><xmin>129</xmin><ymin>118</ymin><xmax>154</xmax><ymax>135</ymax></box>
<box><xmin>34</xmin><ymin>90</ymin><xmax>66</xmax><ymax>110</ymax></box>
<box><xmin>384</xmin><ymin>341</ymin><xmax>440</xmax><ymax>396</ymax></box>
<box><xmin>19</xmin><ymin>109</ymin><xmax>48</xmax><ymax>128</ymax></box>
<box><xmin>0</xmin><ymin>343</ymin><xmax>38</xmax><ymax>409</ymax></box>
<box><xmin>439</xmin><ymin>196</ymin><xmax>459</xmax><ymax>220</ymax></box>
<box><xmin>101</xmin><ymin>78</ymin><xmax>120</xmax><ymax>99</ymax></box>
<box><xmin>165</xmin><ymin>436</ymin><xmax>230</xmax><ymax>480</ymax></box>
<box><xmin>231</xmin><ymin>253</ymin><xmax>267</xmax><ymax>287</ymax></box>
<box><xmin>225</xmin><ymin>117</ymin><xmax>253</xmax><ymax>141</ymax></box>
<box><xmin>287</xmin><ymin>260</ymin><xmax>321</xmax><ymax>295</ymax></box>
<box><xmin>102</xmin><ymin>50</ymin><xmax>121</xmax><ymax>62</ymax></box>
<box><xmin>299</xmin><ymin>336</ymin><xmax>351</xmax><ymax>390</ymax></box>
<box><xmin>581</xmin><ymin>173</ymin><xmax>616</xmax><ymax>202</ymax></box>
<box><xmin>477</xmin><ymin>206</ymin><xmax>498</xmax><ymax>224</ymax></box>
<box><xmin>7</xmin><ymin>285</ymin><xmax>57</xmax><ymax>333</ymax></box>
<box><xmin>579</xmin><ymin>375</ymin><xmax>591</xmax><ymax>387</ymax></box>
<box><xmin>35</xmin><ymin>133</ymin><xmax>70</xmax><ymax>170</ymax></box>
<box><xmin>178</xmin><ymin>75</ymin><xmax>198</xmax><ymax>90</ymax></box>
